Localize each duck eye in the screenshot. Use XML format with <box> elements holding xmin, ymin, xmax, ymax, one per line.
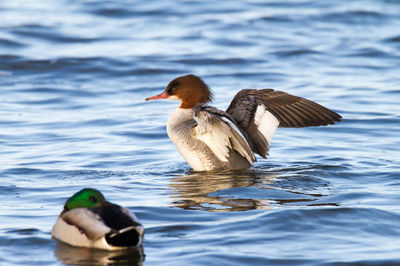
<box><xmin>167</xmin><ymin>81</ymin><xmax>179</xmax><ymax>94</ymax></box>
<box><xmin>89</xmin><ymin>196</ymin><xmax>97</xmax><ymax>203</ymax></box>
<box><xmin>167</xmin><ymin>87</ymin><xmax>176</xmax><ymax>95</ymax></box>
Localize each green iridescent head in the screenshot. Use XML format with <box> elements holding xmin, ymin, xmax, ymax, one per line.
<box><xmin>65</xmin><ymin>188</ymin><xmax>106</xmax><ymax>210</ymax></box>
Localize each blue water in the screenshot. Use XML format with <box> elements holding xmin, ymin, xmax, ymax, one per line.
<box><xmin>1</xmin><ymin>0</ymin><xmax>400</xmax><ymax>265</ymax></box>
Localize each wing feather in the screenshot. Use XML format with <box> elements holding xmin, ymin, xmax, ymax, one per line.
<box><xmin>227</xmin><ymin>88</ymin><xmax>341</xmax><ymax>158</ymax></box>
<box><xmin>61</xmin><ymin>208</ymin><xmax>110</xmax><ymax>240</ymax></box>
<box><xmin>193</xmin><ymin>104</ymin><xmax>255</xmax><ymax>164</ymax></box>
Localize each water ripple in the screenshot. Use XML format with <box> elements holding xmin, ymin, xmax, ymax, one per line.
<box><xmin>1</xmin><ymin>0</ymin><xmax>400</xmax><ymax>265</ymax></box>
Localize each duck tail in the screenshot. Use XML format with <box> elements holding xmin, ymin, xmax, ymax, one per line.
<box><xmin>105</xmin><ymin>225</ymin><xmax>144</xmax><ymax>247</ymax></box>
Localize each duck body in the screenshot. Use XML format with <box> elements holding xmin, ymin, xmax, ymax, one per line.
<box><xmin>52</xmin><ymin>188</ymin><xmax>144</xmax><ymax>251</ymax></box>
<box><xmin>146</xmin><ymin>74</ymin><xmax>341</xmax><ymax>171</ymax></box>
<box><xmin>166</xmin><ymin>107</ymin><xmax>254</xmax><ymax>171</ymax></box>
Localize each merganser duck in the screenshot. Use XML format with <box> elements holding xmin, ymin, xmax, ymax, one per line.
<box><xmin>145</xmin><ymin>74</ymin><xmax>341</xmax><ymax>171</ymax></box>
<box><xmin>52</xmin><ymin>188</ymin><xmax>144</xmax><ymax>250</ymax></box>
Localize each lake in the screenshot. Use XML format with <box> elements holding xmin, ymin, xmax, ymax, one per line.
<box><xmin>1</xmin><ymin>0</ymin><xmax>400</xmax><ymax>265</ymax></box>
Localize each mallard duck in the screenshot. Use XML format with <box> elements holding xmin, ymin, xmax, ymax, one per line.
<box><xmin>52</xmin><ymin>188</ymin><xmax>144</xmax><ymax>250</ymax></box>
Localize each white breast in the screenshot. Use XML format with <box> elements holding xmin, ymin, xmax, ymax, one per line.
<box><xmin>167</xmin><ymin>108</ymin><xmax>206</xmax><ymax>171</ymax></box>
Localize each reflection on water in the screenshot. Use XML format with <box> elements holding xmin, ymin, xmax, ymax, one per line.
<box><xmin>169</xmin><ymin>169</ymin><xmax>277</xmax><ymax>211</ymax></box>
<box><xmin>2</xmin><ymin>0</ymin><xmax>400</xmax><ymax>263</ymax></box>
<box><xmin>169</xmin><ymin>165</ymin><xmax>338</xmax><ymax>211</ymax></box>
<box><xmin>54</xmin><ymin>241</ymin><xmax>144</xmax><ymax>266</ymax></box>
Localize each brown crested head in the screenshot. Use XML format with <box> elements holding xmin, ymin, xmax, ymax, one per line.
<box><xmin>165</xmin><ymin>74</ymin><xmax>213</xmax><ymax>108</ymax></box>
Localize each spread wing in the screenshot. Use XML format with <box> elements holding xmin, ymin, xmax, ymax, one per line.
<box><xmin>227</xmin><ymin>89</ymin><xmax>342</xmax><ymax>158</ymax></box>
<box><xmin>193</xmin><ymin>104</ymin><xmax>255</xmax><ymax>165</ymax></box>
<box><xmin>61</xmin><ymin>208</ymin><xmax>110</xmax><ymax>240</ymax></box>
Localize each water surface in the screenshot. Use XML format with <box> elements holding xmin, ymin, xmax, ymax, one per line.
<box><xmin>1</xmin><ymin>0</ymin><xmax>400</xmax><ymax>265</ymax></box>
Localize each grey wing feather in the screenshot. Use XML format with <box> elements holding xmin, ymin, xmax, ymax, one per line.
<box><xmin>193</xmin><ymin>104</ymin><xmax>255</xmax><ymax>164</ymax></box>
<box><xmin>62</xmin><ymin>208</ymin><xmax>110</xmax><ymax>240</ymax></box>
